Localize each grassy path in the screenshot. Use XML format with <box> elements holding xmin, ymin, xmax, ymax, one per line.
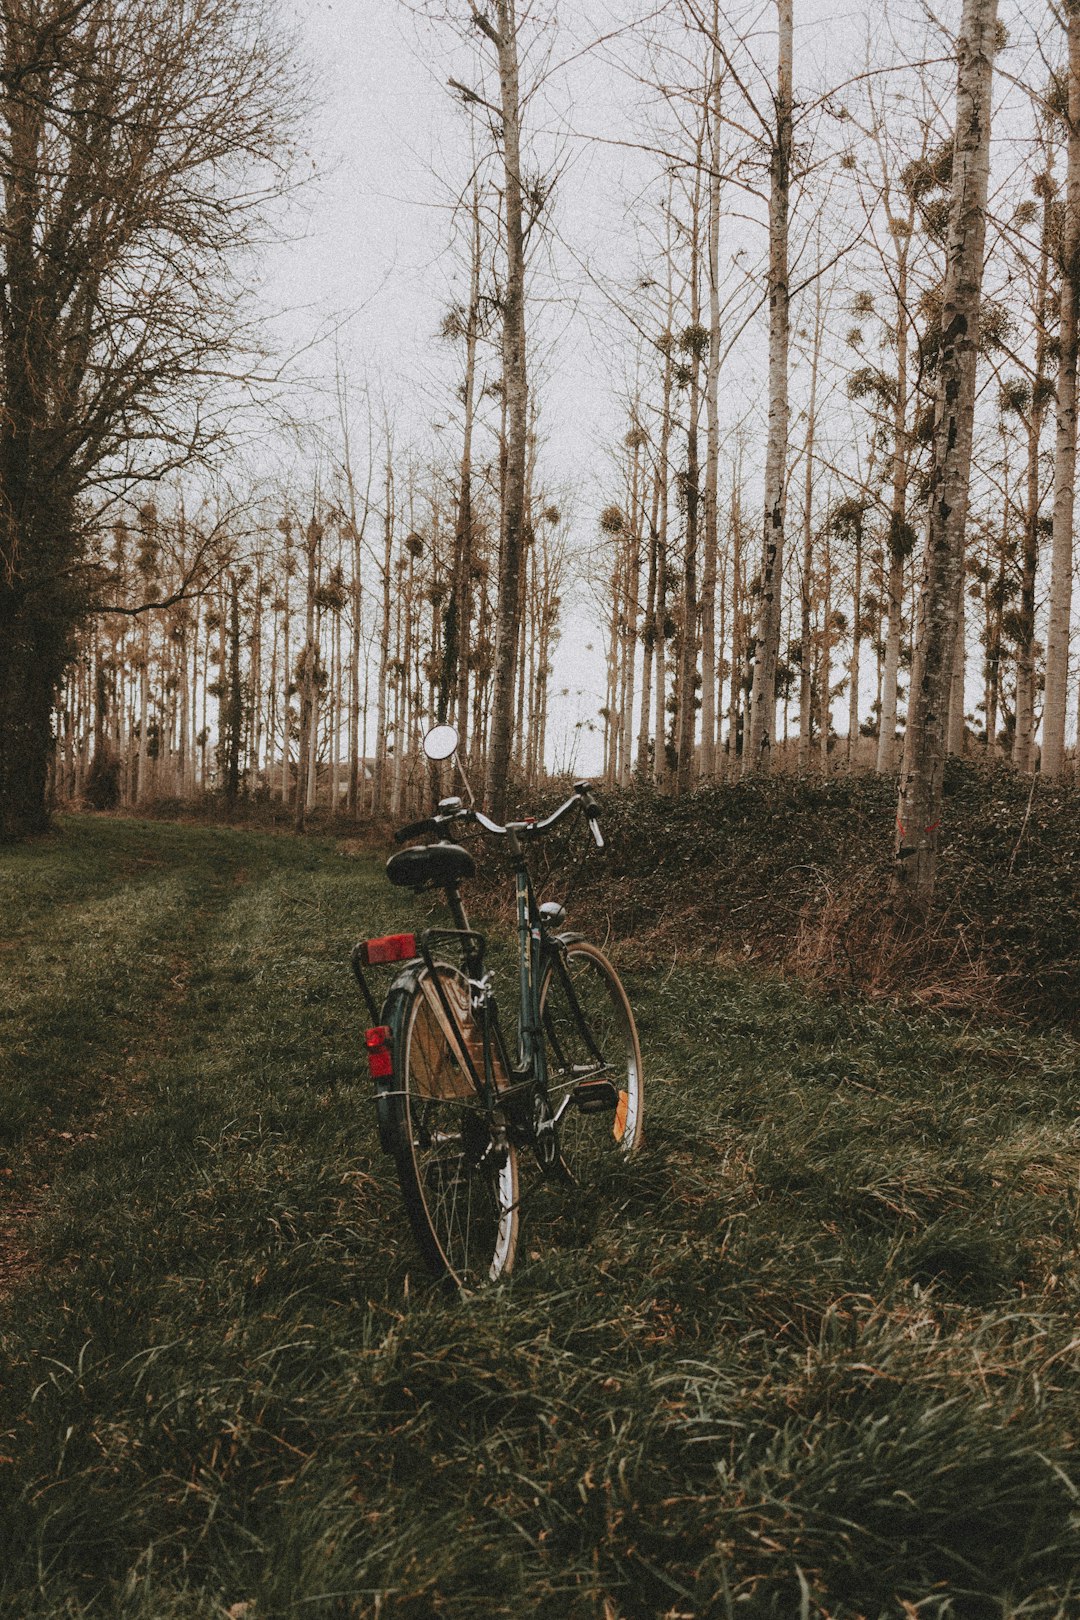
<box><xmin>1</xmin><ymin>816</ymin><xmax>1079</xmax><ymax>1618</ymax></box>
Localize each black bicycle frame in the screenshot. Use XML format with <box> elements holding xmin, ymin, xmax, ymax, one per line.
<box><xmin>356</xmin><ymin>812</ymin><xmax>610</xmax><ymax>1137</ymax></box>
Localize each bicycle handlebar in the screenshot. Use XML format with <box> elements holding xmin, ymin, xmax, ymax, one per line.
<box><xmin>391</xmin><ymin>782</ymin><xmax>605</xmax><ymax>851</ymax></box>
<box><xmin>393</xmin><ymin>815</ymin><xmax>439</xmax><ymax>844</ymax></box>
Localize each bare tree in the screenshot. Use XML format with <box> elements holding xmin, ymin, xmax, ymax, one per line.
<box><xmin>0</xmin><ymin>0</ymin><xmax>297</xmax><ymax>840</ymax></box>
<box><xmin>745</xmin><ymin>0</ymin><xmax>793</xmax><ymax>773</ymax></box>
<box><xmin>895</xmin><ymin>0</ymin><xmax>998</xmax><ymax>908</ymax></box>
<box><xmin>449</xmin><ymin>1</ymin><xmax>535</xmax><ymax>819</ymax></box>
<box><xmin>699</xmin><ymin>8</ymin><xmax>723</xmax><ymax>779</ymax></box>
<box><xmin>1044</xmin><ymin>1</ymin><xmax>1080</xmax><ymax>777</ymax></box>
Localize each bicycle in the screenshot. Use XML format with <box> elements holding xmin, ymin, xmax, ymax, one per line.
<box><xmin>351</xmin><ymin>725</ymin><xmax>643</xmax><ymax>1289</ymax></box>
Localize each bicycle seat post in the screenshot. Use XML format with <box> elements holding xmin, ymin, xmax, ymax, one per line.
<box><xmin>444</xmin><ymin>880</ymin><xmax>483</xmax><ymax>979</ymax></box>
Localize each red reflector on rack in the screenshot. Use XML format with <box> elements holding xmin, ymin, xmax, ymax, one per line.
<box><xmin>365</xmin><ymin>1026</ymin><xmax>390</xmax><ymax>1049</ymax></box>
<box><xmin>361</xmin><ymin>934</ymin><xmax>417</xmax><ymax>966</ymax></box>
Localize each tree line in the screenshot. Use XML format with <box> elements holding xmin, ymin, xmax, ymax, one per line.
<box><xmin>2</xmin><ymin>0</ymin><xmax>1079</xmax><ymax>909</ymax></box>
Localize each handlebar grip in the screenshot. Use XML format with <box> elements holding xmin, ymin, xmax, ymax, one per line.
<box><xmin>393</xmin><ymin>817</ymin><xmax>436</xmax><ymax>845</ymax></box>
<box><xmin>575</xmin><ymin>783</ymin><xmax>605</xmax><ymax>850</ymax></box>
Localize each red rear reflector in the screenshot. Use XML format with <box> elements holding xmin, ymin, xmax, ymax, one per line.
<box><xmin>365</xmin><ymin>1026</ymin><xmax>393</xmax><ymax>1080</ymax></box>
<box><xmin>361</xmin><ymin>934</ymin><xmax>417</xmax><ymax>966</ymax></box>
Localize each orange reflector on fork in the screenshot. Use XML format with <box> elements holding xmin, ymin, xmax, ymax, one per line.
<box><xmin>360</xmin><ymin>933</ymin><xmax>417</xmax><ymax>966</ymax></box>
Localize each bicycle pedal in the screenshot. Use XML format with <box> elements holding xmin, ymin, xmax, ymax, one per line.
<box><xmin>573</xmin><ymin>1078</ymin><xmax>619</xmax><ymax>1114</ymax></box>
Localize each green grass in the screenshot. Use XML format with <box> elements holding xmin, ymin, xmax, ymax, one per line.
<box><xmin>2</xmin><ymin>815</ymin><xmax>1079</xmax><ymax>1618</ymax></box>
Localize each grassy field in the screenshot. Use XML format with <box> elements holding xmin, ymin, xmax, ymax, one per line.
<box><xmin>1</xmin><ymin>816</ymin><xmax>1079</xmax><ymax>1619</ymax></box>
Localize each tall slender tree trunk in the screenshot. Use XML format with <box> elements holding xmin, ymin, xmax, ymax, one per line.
<box><xmin>443</xmin><ymin>185</ymin><xmax>481</xmax><ymax>741</ymax></box>
<box><xmin>637</xmin><ymin>461</ymin><xmax>659</xmax><ymax>777</ymax></box>
<box><xmin>1014</xmin><ymin>166</ymin><xmax>1052</xmax><ymax>772</ymax></box>
<box><xmin>798</xmin><ymin>272</ymin><xmax>823</xmax><ymax>770</ymax></box>
<box><xmin>294</xmin><ymin>515</ymin><xmax>320</xmax><ymax>834</ymax></box>
<box><xmin>137</xmin><ymin>616</ymin><xmax>150</xmax><ymax>803</ymax></box>
<box><xmin>331</xmin><ymin>588</ymin><xmax>342</xmax><ymax>812</ymax></box>
<box><xmin>896</xmin><ymin>0</ymin><xmax>997</xmax><ymax>907</ymax></box>
<box><xmin>847</xmin><ymin>526</ymin><xmax>863</xmax><ymax>768</ymax></box>
<box><xmin>249</xmin><ymin>561</ymin><xmax>263</xmax><ymax>794</ymax></box>
<box><xmin>699</xmin><ymin>26</ymin><xmax>723</xmax><ymax>780</ymax></box>
<box><xmin>279</xmin><ymin>523</ymin><xmax>292</xmax><ymax>804</ymax></box>
<box><xmin>348</xmin><ymin>550</ymin><xmax>362</xmax><ymax>817</ymax></box>
<box><xmin>372</xmin><ymin>459</ymin><xmax>393</xmax><ymax>818</ymax></box>
<box><xmin>947</xmin><ymin>570</ymin><xmax>966</xmax><ymax>755</ymax></box>
<box><xmin>604</xmin><ymin>530</ymin><xmax>622</xmax><ymax>786</ymax></box>
<box><xmin>745</xmin><ymin>0</ymin><xmax>793</xmax><ymax>773</ymax></box>
<box><xmin>877</xmin><ymin>204</ymin><xmax>915</xmax><ymax>773</ymax></box>
<box><xmin>483</xmin><ymin>1</ymin><xmax>529</xmax><ymax>819</ymax></box>
<box><xmin>675</xmin><ymin>132</ymin><xmax>706</xmax><ymax>797</ymax></box>
<box><xmin>224</xmin><ymin>573</ymin><xmax>243</xmax><ymax>809</ymax></box>
<box><xmin>1044</xmin><ymin>4</ymin><xmax>1080</xmax><ymax>778</ymax></box>
<box><xmin>724</xmin><ymin>466</ymin><xmax>744</xmax><ymax>774</ymax></box>
<box><xmin>654</xmin><ymin>326</ymin><xmax>674</xmax><ymax>786</ymax></box>
<box><xmin>819</xmin><ymin>522</ymin><xmax>832</xmax><ymax>769</ymax></box>
<box><xmin>620</xmin><ymin>433</ymin><xmax>642</xmax><ymax>787</ymax></box>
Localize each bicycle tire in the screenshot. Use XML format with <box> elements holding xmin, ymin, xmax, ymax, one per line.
<box><xmin>540</xmin><ymin>938</ymin><xmax>643</xmax><ymax>1180</ymax></box>
<box><xmin>384</xmin><ymin>965</ymin><xmax>519</xmax><ymax>1288</ymax></box>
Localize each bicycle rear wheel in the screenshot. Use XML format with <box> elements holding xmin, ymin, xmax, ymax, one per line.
<box><xmin>540</xmin><ymin>939</ymin><xmax>643</xmax><ymax>1181</ymax></box>
<box><xmin>385</xmin><ymin>966</ymin><xmax>518</xmax><ymax>1288</ymax></box>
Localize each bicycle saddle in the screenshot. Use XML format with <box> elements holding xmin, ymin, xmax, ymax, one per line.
<box><xmin>385</xmin><ymin>841</ymin><xmax>476</xmax><ymax>890</ymax></box>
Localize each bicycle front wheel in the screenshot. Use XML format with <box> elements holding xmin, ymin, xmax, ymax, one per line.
<box><xmin>540</xmin><ymin>939</ymin><xmax>643</xmax><ymax>1181</ymax></box>
<box><xmin>385</xmin><ymin>966</ymin><xmax>519</xmax><ymax>1289</ymax></box>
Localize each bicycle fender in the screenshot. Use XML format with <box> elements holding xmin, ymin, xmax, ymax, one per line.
<box><xmin>374</xmin><ymin>962</ymin><xmax>463</xmax><ymax>1154</ymax></box>
<box><xmin>372</xmin><ymin>972</ymin><xmax>423</xmax><ymax>1156</ymax></box>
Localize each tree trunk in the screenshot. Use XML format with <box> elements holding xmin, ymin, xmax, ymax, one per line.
<box><xmin>294</xmin><ymin>516</ymin><xmax>320</xmax><ymax>834</ymax></box>
<box><xmin>279</xmin><ymin>524</ymin><xmax>292</xmax><ymax>804</ymax></box>
<box><xmin>745</xmin><ymin>0</ymin><xmax>792</xmax><ymax>773</ymax></box>
<box><xmin>483</xmin><ymin>1</ymin><xmax>529</xmax><ymax>820</ymax></box>
<box><xmin>1043</xmin><ymin>4</ymin><xmax>1080</xmax><ymax>778</ymax></box>
<box><xmin>224</xmin><ymin>573</ymin><xmax>243</xmax><ymax>808</ymax></box>
<box><xmin>819</xmin><ymin>523</ymin><xmax>832</xmax><ymax>769</ymax></box>
<box><xmin>798</xmin><ymin>272</ymin><xmax>823</xmax><ymax>770</ymax></box>
<box><xmin>877</xmin><ymin>203</ymin><xmax>915</xmax><ymax>774</ymax></box>
<box><xmin>443</xmin><ymin>186</ymin><xmax>481</xmax><ymax>740</ymax></box>
<box><xmin>675</xmin><ymin>132</ymin><xmax>706</xmax><ymax>797</ymax></box>
<box><xmin>947</xmin><ymin>564</ymin><xmax>967</xmax><ymax>757</ymax></box>
<box><xmin>249</xmin><ymin>560</ymin><xmax>263</xmax><ymax>795</ymax></box>
<box><xmin>847</xmin><ymin>526</ymin><xmax>863</xmax><ymax>767</ymax></box>
<box><xmin>1014</xmin><ymin>169</ymin><xmax>1052</xmax><ymax>772</ymax></box>
<box><xmin>372</xmin><ymin>460</ymin><xmax>393</xmax><ymax>818</ymax></box>
<box><xmin>895</xmin><ymin>0</ymin><xmax>997</xmax><ymax>908</ymax></box>
<box><xmin>724</xmin><ymin>466</ymin><xmax>744</xmax><ymax>774</ymax></box>
<box><xmin>637</xmin><ymin>463</ymin><xmax>659</xmax><ymax>777</ymax></box>
<box><xmin>0</xmin><ymin>602</ymin><xmax>61</xmax><ymax>840</ymax></box>
<box><xmin>699</xmin><ymin>29</ymin><xmax>723</xmax><ymax>780</ymax></box>
<box><xmin>654</xmin><ymin>326</ymin><xmax>674</xmax><ymax>786</ymax></box>
<box><xmin>620</xmin><ymin>434</ymin><xmax>642</xmax><ymax>787</ymax></box>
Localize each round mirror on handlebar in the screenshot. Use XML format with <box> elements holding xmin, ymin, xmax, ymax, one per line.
<box><xmin>423</xmin><ymin>724</ymin><xmax>459</xmax><ymax>762</ymax></box>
